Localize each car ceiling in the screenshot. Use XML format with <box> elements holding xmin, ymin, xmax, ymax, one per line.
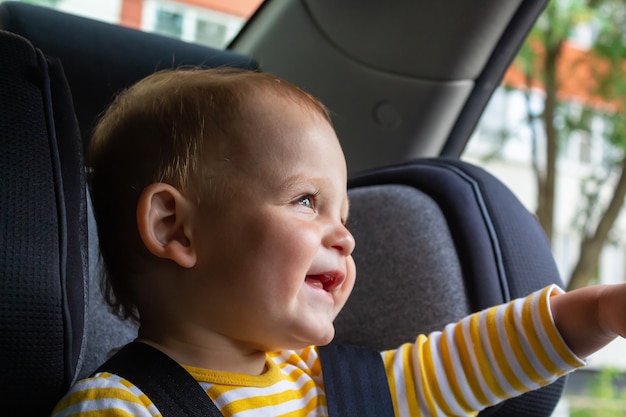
<box><xmin>231</xmin><ymin>0</ymin><xmax>549</xmax><ymax>173</ymax></box>
<box><xmin>0</xmin><ymin>0</ymin><xmax>548</xmax><ymax>175</ymax></box>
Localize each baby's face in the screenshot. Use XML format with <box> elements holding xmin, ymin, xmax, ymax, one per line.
<box><xmin>188</xmin><ymin>92</ymin><xmax>356</xmax><ymax>352</ymax></box>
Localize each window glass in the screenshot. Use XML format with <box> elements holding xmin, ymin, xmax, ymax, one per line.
<box><xmin>195</xmin><ymin>19</ymin><xmax>228</xmax><ymax>49</ymax></box>
<box><xmin>154</xmin><ymin>8</ymin><xmax>183</xmax><ymax>38</ymax></box>
<box><xmin>1</xmin><ymin>0</ymin><xmax>264</xmax><ymax>48</ymax></box>
<box><xmin>464</xmin><ymin>1</ymin><xmax>626</xmax><ymax>413</ymax></box>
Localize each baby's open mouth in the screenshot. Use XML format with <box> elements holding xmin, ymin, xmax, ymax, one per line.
<box><xmin>305</xmin><ymin>273</ymin><xmax>343</xmax><ymax>291</ymax></box>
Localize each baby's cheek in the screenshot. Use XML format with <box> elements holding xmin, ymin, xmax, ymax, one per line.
<box><xmin>334</xmin><ymin>256</ymin><xmax>356</xmax><ymax>316</ymax></box>
<box><xmin>346</xmin><ymin>255</ymin><xmax>356</xmax><ymax>288</ymax></box>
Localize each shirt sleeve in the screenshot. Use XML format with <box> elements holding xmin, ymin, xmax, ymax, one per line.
<box><xmin>50</xmin><ymin>372</ymin><xmax>158</xmax><ymax>417</ymax></box>
<box><xmin>381</xmin><ymin>285</ymin><xmax>586</xmax><ymax>416</ymax></box>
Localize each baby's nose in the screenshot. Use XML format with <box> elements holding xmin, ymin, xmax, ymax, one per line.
<box><xmin>328</xmin><ymin>224</ymin><xmax>355</xmax><ymax>256</ymax></box>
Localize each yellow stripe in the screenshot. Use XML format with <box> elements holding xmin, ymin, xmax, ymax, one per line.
<box><xmin>539</xmin><ymin>288</ymin><xmax>585</xmax><ymax>369</ymax></box>
<box><xmin>64</xmin><ymin>386</ymin><xmax>151</xmax><ymax>407</ymax></box>
<box><xmin>402</xmin><ymin>341</ymin><xmax>420</xmax><ymax>415</ymax></box>
<box><xmin>485</xmin><ymin>306</ymin><xmax>529</xmax><ymax>393</ymax></box>
<box><xmin>280</xmin><ymin>394</ymin><xmax>326</xmax><ymax>417</ymax></box>
<box><xmin>469</xmin><ymin>312</ymin><xmax>507</xmax><ymax>399</ymax></box>
<box><xmin>118</xmin><ymin>376</ymin><xmax>134</xmax><ymax>389</ymax></box>
<box><xmin>206</xmin><ymin>383</ymin><xmax>224</xmax><ymax>402</ymax></box>
<box><xmin>279</xmin><ymin>351</ymin><xmax>303</xmax><ymax>369</ymax></box>
<box><xmin>440</xmin><ymin>327</ymin><xmax>474</xmax><ymax>413</ymax></box>
<box><xmin>51</xmin><ymin>383</ymin><xmax>157</xmax><ymax>416</ymax></box>
<box><xmin>283</xmin><ymin>366</ymin><xmax>310</xmax><ymax>384</ymax></box>
<box><xmin>520</xmin><ymin>294</ymin><xmax>562</xmax><ymax>381</ymax></box>
<box><xmin>453</xmin><ymin>320</ymin><xmax>489</xmax><ymax>406</ymax></box>
<box><xmin>309</xmin><ymin>355</ymin><xmax>322</xmax><ymax>377</ymax></box>
<box><xmin>383</xmin><ymin>350</ymin><xmax>401</xmax><ymax>417</ymax></box>
<box><xmin>504</xmin><ymin>301</ymin><xmax>548</xmax><ymax>386</ymax></box>
<box><xmin>76</xmin><ymin>411</ymin><xmax>139</xmax><ymax>417</ymax></box>
<box><xmin>207</xmin><ymin>382</ymin><xmax>241</xmax><ymax>396</ymax></box>
<box><xmin>409</xmin><ymin>336</ymin><xmax>435</xmax><ymax>415</ymax></box>
<box><xmin>299</xmin><ymin>347</ymin><xmax>312</xmax><ymax>364</ymax></box>
<box><xmin>220</xmin><ymin>379</ymin><xmax>319</xmax><ymax>414</ymax></box>
<box><xmin>423</xmin><ymin>335</ymin><xmax>456</xmax><ymax>415</ymax></box>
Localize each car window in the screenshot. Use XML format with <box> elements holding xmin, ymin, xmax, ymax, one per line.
<box><xmin>9</xmin><ymin>0</ymin><xmax>264</xmax><ymax>49</ymax></box>
<box><xmin>464</xmin><ymin>1</ymin><xmax>626</xmax><ymax>414</ymax></box>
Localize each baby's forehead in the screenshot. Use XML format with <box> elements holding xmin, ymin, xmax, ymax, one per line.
<box><xmin>240</xmin><ymin>83</ymin><xmax>330</xmax><ymax>123</ymax></box>
<box><xmin>198</xmin><ymin>77</ymin><xmax>345</xmax><ymax>182</ymax></box>
<box><xmin>232</xmin><ymin>94</ymin><xmax>333</xmax><ymax>151</ymax></box>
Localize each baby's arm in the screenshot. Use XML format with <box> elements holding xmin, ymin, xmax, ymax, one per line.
<box><xmin>382</xmin><ymin>285</ymin><xmax>586</xmax><ymax>416</ymax></box>
<box><xmin>551</xmin><ymin>282</ymin><xmax>626</xmax><ymax>359</ymax></box>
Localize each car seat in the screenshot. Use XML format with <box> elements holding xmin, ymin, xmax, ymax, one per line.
<box><xmin>0</xmin><ymin>2</ymin><xmax>260</xmax><ymax>385</ymax></box>
<box><xmin>0</xmin><ymin>7</ymin><xmax>566</xmax><ymax>417</ymax></box>
<box><xmin>336</xmin><ymin>159</ymin><xmax>568</xmax><ymax>416</ymax></box>
<box><xmin>0</xmin><ymin>29</ymin><xmax>87</xmax><ymax>415</ymax></box>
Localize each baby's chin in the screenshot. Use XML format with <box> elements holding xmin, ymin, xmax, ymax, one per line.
<box><xmin>275</xmin><ymin>328</ymin><xmax>337</xmax><ymax>351</ymax></box>
<box><xmin>314</xmin><ymin>328</ymin><xmax>336</xmax><ymax>347</ymax></box>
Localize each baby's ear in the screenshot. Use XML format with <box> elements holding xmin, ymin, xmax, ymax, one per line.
<box><xmin>136</xmin><ymin>183</ymin><xmax>197</xmax><ymax>268</ymax></box>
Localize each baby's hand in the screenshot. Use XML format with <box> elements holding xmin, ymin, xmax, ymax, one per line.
<box><xmin>598</xmin><ymin>283</ymin><xmax>626</xmax><ymax>340</ymax></box>
<box><xmin>551</xmin><ymin>283</ymin><xmax>626</xmax><ymax>359</ymax></box>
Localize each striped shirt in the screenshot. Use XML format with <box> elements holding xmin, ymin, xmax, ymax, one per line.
<box><xmin>51</xmin><ymin>285</ymin><xmax>585</xmax><ymax>417</ymax></box>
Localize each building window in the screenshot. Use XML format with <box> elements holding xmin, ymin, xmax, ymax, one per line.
<box><xmin>143</xmin><ymin>1</ymin><xmax>248</xmax><ymax>49</ymax></box>
<box><xmin>196</xmin><ymin>19</ymin><xmax>228</xmax><ymax>49</ymax></box>
<box><xmin>154</xmin><ymin>9</ymin><xmax>183</xmax><ymax>38</ymax></box>
<box><xmin>578</xmin><ymin>133</ymin><xmax>592</xmax><ymax>164</ymax></box>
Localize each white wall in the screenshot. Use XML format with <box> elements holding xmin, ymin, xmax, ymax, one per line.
<box><xmin>57</xmin><ymin>0</ymin><xmax>121</xmax><ymax>24</ymax></box>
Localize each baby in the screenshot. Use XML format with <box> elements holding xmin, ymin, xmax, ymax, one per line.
<box><xmin>52</xmin><ymin>67</ymin><xmax>626</xmax><ymax>416</ymax></box>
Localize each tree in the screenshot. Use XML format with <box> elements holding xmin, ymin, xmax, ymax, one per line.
<box><xmin>513</xmin><ymin>0</ymin><xmax>626</xmax><ymax>290</ymax></box>
<box><xmin>14</xmin><ymin>0</ymin><xmax>62</xmax><ymax>7</ymax></box>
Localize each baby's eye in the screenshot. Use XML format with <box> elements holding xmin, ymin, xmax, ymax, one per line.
<box><xmin>297</xmin><ymin>196</ymin><xmax>313</xmax><ymax>208</ymax></box>
<box><xmin>294</xmin><ymin>191</ymin><xmax>319</xmax><ymax>210</ymax></box>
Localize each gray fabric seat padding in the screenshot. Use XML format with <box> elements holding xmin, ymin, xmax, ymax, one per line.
<box><xmin>335</xmin><ymin>185</ymin><xmax>469</xmax><ymax>350</ymax></box>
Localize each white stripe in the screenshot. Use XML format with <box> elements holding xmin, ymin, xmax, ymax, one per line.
<box><xmin>426</xmin><ymin>330</ymin><xmax>466</xmax><ymax>414</ymax></box>
<box><xmin>67</xmin><ymin>373</ymin><xmax>160</xmax><ymax>415</ymax></box>
<box><xmin>527</xmin><ymin>290</ymin><xmax>562</xmax><ymax>379</ymax></box>
<box><xmin>393</xmin><ymin>346</ymin><xmax>412</xmax><ymax>417</ymax></box>
<box><xmin>55</xmin><ymin>397</ymin><xmax>156</xmax><ymax>416</ymax></box>
<box><xmin>305</xmin><ymin>405</ymin><xmax>328</xmax><ymax>417</ymax></box>
<box><xmin>494</xmin><ymin>305</ymin><xmax>535</xmax><ymax>390</ymax></box>
<box><xmin>460</xmin><ymin>315</ymin><xmax>500</xmax><ymax>404</ymax></box>
<box><xmin>303</xmin><ymin>347</ymin><xmax>321</xmax><ymax>370</ymax></box>
<box><xmin>210</xmin><ymin>369</ymin><xmax>316</xmax><ymax>409</ymax></box>
<box><xmin>530</xmin><ymin>288</ymin><xmax>585</xmax><ymax>373</ymax></box>
<box><xmin>272</xmin><ymin>349</ymin><xmax>308</xmax><ymax>369</ymax></box>
<box><xmin>510</xmin><ymin>296</ymin><xmax>551</xmax><ymax>380</ymax></box>
<box><xmin>230</xmin><ymin>382</ymin><xmax>324</xmax><ymax>417</ymax></box>
<box><xmin>440</xmin><ymin>322</ymin><xmax>484</xmax><ymax>410</ymax></box>
<box><xmin>476</xmin><ymin>309</ymin><xmax>517</xmax><ymax>397</ymax></box>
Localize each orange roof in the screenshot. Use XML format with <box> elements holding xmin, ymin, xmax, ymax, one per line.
<box><xmin>171</xmin><ymin>0</ymin><xmax>263</xmax><ymax>18</ymax></box>
<box><xmin>120</xmin><ymin>0</ymin><xmax>264</xmax><ymax>28</ymax></box>
<box><xmin>503</xmin><ymin>40</ymin><xmax>621</xmax><ymax>111</ymax></box>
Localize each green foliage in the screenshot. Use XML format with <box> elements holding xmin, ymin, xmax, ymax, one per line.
<box><xmin>5</xmin><ymin>0</ymin><xmax>62</xmax><ymax>7</ymax></box>
<box><xmin>603</xmin><ymin>113</ymin><xmax>626</xmax><ymax>153</ymax></box>
<box><xmin>568</xmin><ymin>368</ymin><xmax>626</xmax><ymax>417</ymax></box>
<box><xmin>509</xmin><ymin>0</ymin><xmax>626</xmax><ymax>253</ymax></box>
<box><xmin>515</xmin><ymin>0</ymin><xmax>626</xmax><ymax>148</ymax></box>
<box><xmin>518</xmin><ymin>0</ymin><xmax>592</xmax><ymax>78</ymax></box>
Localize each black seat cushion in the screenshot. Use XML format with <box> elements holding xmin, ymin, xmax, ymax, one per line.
<box><xmin>0</xmin><ymin>2</ymin><xmax>259</xmax><ymax>148</ymax></box>
<box><xmin>0</xmin><ymin>29</ymin><xmax>87</xmax><ymax>416</ymax></box>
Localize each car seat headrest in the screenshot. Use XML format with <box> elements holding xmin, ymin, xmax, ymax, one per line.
<box><xmin>0</xmin><ymin>1</ymin><xmax>259</xmax><ymax>149</ymax></box>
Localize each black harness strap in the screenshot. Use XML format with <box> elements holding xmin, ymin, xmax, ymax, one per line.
<box><xmin>318</xmin><ymin>343</ymin><xmax>395</xmax><ymax>417</ymax></box>
<box><xmin>96</xmin><ymin>341</ymin><xmax>395</xmax><ymax>417</ymax></box>
<box><xmin>95</xmin><ymin>342</ymin><xmax>223</xmax><ymax>417</ymax></box>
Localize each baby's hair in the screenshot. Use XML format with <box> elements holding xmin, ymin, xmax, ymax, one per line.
<box><xmin>87</xmin><ymin>67</ymin><xmax>331</xmax><ymax>321</ymax></box>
